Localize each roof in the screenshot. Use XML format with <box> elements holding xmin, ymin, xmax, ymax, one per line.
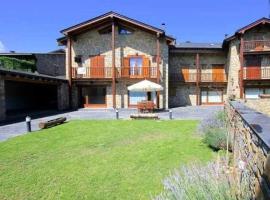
<box><xmin>0</xmin><ymin>67</ymin><xmax>68</xmax><ymax>82</ymax></box>
<box><xmin>224</xmin><ymin>17</ymin><xmax>270</xmax><ymax>43</ymax></box>
<box><xmin>0</xmin><ymin>50</ymin><xmax>66</xmax><ymax>56</ymax></box>
<box><xmin>175</xmin><ymin>42</ymin><xmax>222</xmax><ymax>49</ymax></box>
<box><xmin>58</xmin><ymin>11</ymin><xmax>175</xmax><ymax>45</ymax></box>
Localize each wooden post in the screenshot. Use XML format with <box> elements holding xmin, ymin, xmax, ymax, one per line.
<box><xmin>67</xmin><ymin>36</ymin><xmax>72</xmax><ymax>108</ymax></box>
<box><xmin>196</xmin><ymin>53</ymin><xmax>200</xmax><ymax>106</ymax></box>
<box><xmin>67</xmin><ymin>36</ymin><xmax>72</xmax><ymax>87</ymax></box>
<box><xmin>156</xmin><ymin>33</ymin><xmax>160</xmax><ymax>108</ymax></box>
<box><xmin>239</xmin><ymin>36</ymin><xmax>244</xmax><ymax>99</ymax></box>
<box><xmin>112</xmin><ymin>19</ymin><xmax>116</xmax><ymax>109</ymax></box>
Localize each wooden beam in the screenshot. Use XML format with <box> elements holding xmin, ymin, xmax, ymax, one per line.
<box><xmin>111</xmin><ymin>18</ymin><xmax>116</xmax><ymax>109</ymax></box>
<box><xmin>196</xmin><ymin>53</ymin><xmax>200</xmax><ymax>106</ymax></box>
<box><xmin>67</xmin><ymin>36</ymin><xmax>73</xmax><ymax>109</ymax></box>
<box><xmin>239</xmin><ymin>35</ymin><xmax>244</xmax><ymax>98</ymax></box>
<box><xmin>156</xmin><ymin>33</ymin><xmax>161</xmax><ymax>109</ymax></box>
<box><xmin>67</xmin><ymin>37</ymin><xmax>72</xmax><ymax>86</ymax></box>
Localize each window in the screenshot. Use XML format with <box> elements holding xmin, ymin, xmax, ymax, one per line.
<box><xmin>130</xmin><ymin>57</ymin><xmax>143</xmax><ymax>75</ymax></box>
<box><xmin>118</xmin><ymin>26</ymin><xmax>133</xmax><ymax>35</ymax></box>
<box><xmin>201</xmin><ymin>89</ymin><xmax>223</xmax><ymax>104</ymax></box>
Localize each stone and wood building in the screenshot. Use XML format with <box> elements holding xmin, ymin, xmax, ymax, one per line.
<box><xmin>58</xmin><ymin>12</ymin><xmax>270</xmax><ymax>110</ymax></box>
<box><xmin>1</xmin><ymin>12</ymin><xmax>270</xmax><ymax>121</ymax></box>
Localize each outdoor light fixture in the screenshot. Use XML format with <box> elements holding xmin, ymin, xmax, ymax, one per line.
<box><xmin>116</xmin><ymin>109</ymin><xmax>119</xmax><ymax>120</ymax></box>
<box><xmin>25</xmin><ymin>116</ymin><xmax>32</xmax><ymax>132</ymax></box>
<box><xmin>74</xmin><ymin>55</ymin><xmax>82</xmax><ymax>63</ymax></box>
<box><xmin>169</xmin><ymin>110</ymin><xmax>173</xmax><ymax>120</ymax></box>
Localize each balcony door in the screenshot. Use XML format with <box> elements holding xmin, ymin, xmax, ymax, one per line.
<box><xmin>130</xmin><ymin>57</ymin><xmax>143</xmax><ymax>77</ymax></box>
<box><xmin>245</xmin><ymin>56</ymin><xmax>261</xmax><ymax>80</ymax></box>
<box><xmin>123</xmin><ymin>56</ymin><xmax>150</xmax><ymax>78</ymax></box>
<box><xmin>90</xmin><ymin>55</ymin><xmax>105</xmax><ymax>78</ymax></box>
<box><xmin>82</xmin><ymin>86</ymin><xmax>106</xmax><ymax>108</ymax></box>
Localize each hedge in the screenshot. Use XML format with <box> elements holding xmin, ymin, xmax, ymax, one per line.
<box><xmin>0</xmin><ymin>56</ymin><xmax>36</xmax><ymax>72</ymax></box>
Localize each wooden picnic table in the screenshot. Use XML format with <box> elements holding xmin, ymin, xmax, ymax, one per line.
<box><xmin>137</xmin><ymin>101</ymin><xmax>155</xmax><ymax>113</ymax></box>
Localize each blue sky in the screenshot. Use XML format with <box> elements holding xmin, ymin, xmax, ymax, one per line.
<box><xmin>0</xmin><ymin>0</ymin><xmax>268</xmax><ymax>52</ymax></box>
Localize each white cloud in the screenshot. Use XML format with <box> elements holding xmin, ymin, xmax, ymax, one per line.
<box><xmin>0</xmin><ymin>41</ymin><xmax>6</xmax><ymax>52</ymax></box>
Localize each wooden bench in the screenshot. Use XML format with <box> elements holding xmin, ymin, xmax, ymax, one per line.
<box><xmin>130</xmin><ymin>113</ymin><xmax>159</xmax><ymax>120</ymax></box>
<box><xmin>39</xmin><ymin>117</ymin><xmax>67</xmax><ymax>129</ymax></box>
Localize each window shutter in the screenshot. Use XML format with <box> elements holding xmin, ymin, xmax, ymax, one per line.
<box><xmin>98</xmin><ymin>55</ymin><xmax>105</xmax><ymax>68</ymax></box>
<box><xmin>90</xmin><ymin>56</ymin><xmax>98</xmax><ymax>68</ymax></box>
<box><xmin>143</xmin><ymin>57</ymin><xmax>150</xmax><ymax>67</ymax></box>
<box><xmin>123</xmin><ymin>57</ymin><xmax>130</xmax><ymax>67</ymax></box>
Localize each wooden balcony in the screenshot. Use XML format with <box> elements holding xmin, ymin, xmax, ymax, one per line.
<box><xmin>243</xmin><ymin>67</ymin><xmax>270</xmax><ymax>80</ymax></box>
<box><xmin>243</xmin><ymin>40</ymin><xmax>270</xmax><ymax>52</ymax></box>
<box><xmin>119</xmin><ymin>67</ymin><xmax>157</xmax><ymax>79</ymax></box>
<box><xmin>71</xmin><ymin>67</ymin><xmax>158</xmax><ymax>79</ymax></box>
<box><xmin>169</xmin><ymin>72</ymin><xmax>227</xmax><ymax>83</ymax></box>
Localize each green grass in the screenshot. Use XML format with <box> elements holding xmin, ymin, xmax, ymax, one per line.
<box><xmin>0</xmin><ymin>120</ymin><xmax>215</xmax><ymax>200</ymax></box>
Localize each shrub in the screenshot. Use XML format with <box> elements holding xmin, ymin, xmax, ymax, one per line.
<box><xmin>154</xmin><ymin>161</ymin><xmax>252</xmax><ymax>200</ymax></box>
<box><xmin>199</xmin><ymin>111</ymin><xmax>231</xmax><ymax>151</ymax></box>
<box><xmin>0</xmin><ymin>56</ymin><xmax>36</xmax><ymax>72</ymax></box>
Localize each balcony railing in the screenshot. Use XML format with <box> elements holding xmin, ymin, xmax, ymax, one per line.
<box><xmin>243</xmin><ymin>40</ymin><xmax>270</xmax><ymax>52</ymax></box>
<box><xmin>119</xmin><ymin>67</ymin><xmax>157</xmax><ymax>78</ymax></box>
<box><xmin>243</xmin><ymin>67</ymin><xmax>270</xmax><ymax>80</ymax></box>
<box><xmin>72</xmin><ymin>67</ymin><xmax>158</xmax><ymax>79</ymax></box>
<box><xmin>169</xmin><ymin>72</ymin><xmax>227</xmax><ymax>83</ymax></box>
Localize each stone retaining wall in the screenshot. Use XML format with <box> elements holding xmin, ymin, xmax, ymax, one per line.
<box><xmin>226</xmin><ymin>101</ymin><xmax>270</xmax><ymax>199</ymax></box>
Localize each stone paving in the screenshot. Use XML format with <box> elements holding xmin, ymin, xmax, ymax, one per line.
<box><xmin>0</xmin><ymin>106</ymin><xmax>223</xmax><ymax>142</ymax></box>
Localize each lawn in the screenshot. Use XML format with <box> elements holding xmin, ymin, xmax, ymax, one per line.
<box><xmin>0</xmin><ymin>120</ymin><xmax>215</xmax><ymax>200</ymax></box>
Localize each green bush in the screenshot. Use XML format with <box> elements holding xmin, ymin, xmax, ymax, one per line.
<box><xmin>200</xmin><ymin>111</ymin><xmax>231</xmax><ymax>151</ymax></box>
<box><xmin>204</xmin><ymin>128</ymin><xmax>229</xmax><ymax>150</ymax></box>
<box><xmin>0</xmin><ymin>56</ymin><xmax>36</xmax><ymax>72</ymax></box>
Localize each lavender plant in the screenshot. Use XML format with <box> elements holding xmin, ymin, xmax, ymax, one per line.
<box><xmin>154</xmin><ymin>161</ymin><xmax>252</xmax><ymax>200</ymax></box>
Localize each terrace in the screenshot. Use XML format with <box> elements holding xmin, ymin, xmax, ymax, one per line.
<box><xmin>71</xmin><ymin>66</ymin><xmax>158</xmax><ymax>79</ymax></box>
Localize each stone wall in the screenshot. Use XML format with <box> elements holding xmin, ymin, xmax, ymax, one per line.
<box><xmin>57</xmin><ymin>83</ymin><xmax>69</xmax><ymax>111</ymax></box>
<box><xmin>226</xmin><ymin>39</ymin><xmax>241</xmax><ymax>99</ymax></box>
<box><xmin>226</xmin><ymin>101</ymin><xmax>270</xmax><ymax>199</ymax></box>
<box><xmin>35</xmin><ymin>53</ymin><xmax>66</xmax><ymax>77</ymax></box>
<box><xmin>68</xmin><ymin>26</ymin><xmax>169</xmax><ymax>109</ymax></box>
<box><xmin>0</xmin><ymin>78</ymin><xmax>5</xmax><ymax>121</ymax></box>
<box><xmin>169</xmin><ymin>85</ymin><xmax>197</xmax><ymax>107</ymax></box>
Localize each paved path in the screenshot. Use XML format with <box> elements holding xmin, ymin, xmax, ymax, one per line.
<box><xmin>0</xmin><ymin>106</ymin><xmax>223</xmax><ymax>142</ymax></box>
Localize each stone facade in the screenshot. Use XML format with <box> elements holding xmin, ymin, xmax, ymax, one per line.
<box><xmin>57</xmin><ymin>83</ymin><xmax>69</xmax><ymax>111</ymax></box>
<box><xmin>35</xmin><ymin>53</ymin><xmax>66</xmax><ymax>76</ymax></box>
<box><xmin>0</xmin><ymin>78</ymin><xmax>5</xmax><ymax>121</ymax></box>
<box><xmin>226</xmin><ymin>101</ymin><xmax>270</xmax><ymax>199</ymax></box>
<box><xmin>169</xmin><ymin>52</ymin><xmax>227</xmax><ymax>107</ymax></box>
<box><xmin>68</xmin><ymin>25</ymin><xmax>169</xmax><ymax>109</ymax></box>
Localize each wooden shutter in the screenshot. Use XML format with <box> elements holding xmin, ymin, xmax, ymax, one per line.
<box><xmin>122</xmin><ymin>57</ymin><xmax>130</xmax><ymax>77</ymax></box>
<box><xmin>182</xmin><ymin>68</ymin><xmax>189</xmax><ymax>82</ymax></box>
<box><xmin>90</xmin><ymin>55</ymin><xmax>105</xmax><ymax>78</ymax></box>
<box><xmin>212</xmin><ymin>65</ymin><xmax>225</xmax><ymax>82</ymax></box>
<box><xmin>143</xmin><ymin>57</ymin><xmax>150</xmax><ymax>77</ymax></box>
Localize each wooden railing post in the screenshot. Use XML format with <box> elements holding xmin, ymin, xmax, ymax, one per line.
<box><xmin>111</xmin><ymin>18</ymin><xmax>116</xmax><ymax>109</ymax></box>
<box><xmin>196</xmin><ymin>53</ymin><xmax>200</xmax><ymax>105</ymax></box>
<box><xmin>239</xmin><ymin>36</ymin><xmax>244</xmax><ymax>98</ymax></box>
